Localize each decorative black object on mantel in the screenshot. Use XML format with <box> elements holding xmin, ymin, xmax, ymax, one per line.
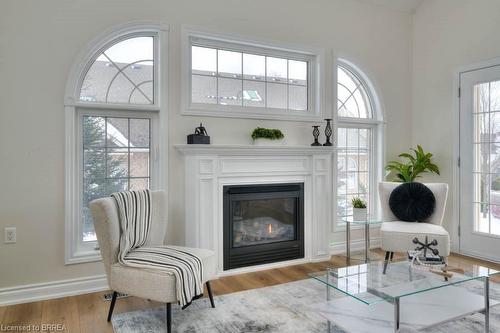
<box><xmin>311</xmin><ymin>126</ymin><xmax>321</xmax><ymax>146</ymax></box>
<box><xmin>187</xmin><ymin>123</ymin><xmax>210</xmax><ymax>144</ymax></box>
<box><xmin>323</xmin><ymin>119</ymin><xmax>333</xmax><ymax>146</ymax></box>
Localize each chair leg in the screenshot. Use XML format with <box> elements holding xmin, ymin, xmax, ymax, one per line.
<box><xmin>206</xmin><ymin>281</ymin><xmax>215</xmax><ymax>308</ymax></box>
<box><xmin>390</xmin><ymin>252</ymin><xmax>395</xmax><ymax>261</ymax></box>
<box><xmin>107</xmin><ymin>291</ymin><xmax>118</xmax><ymax>322</ymax></box>
<box><xmin>166</xmin><ymin>303</ymin><xmax>172</xmax><ymax>333</ymax></box>
<box><xmin>383</xmin><ymin>251</ymin><xmax>390</xmax><ymax>274</ymax></box>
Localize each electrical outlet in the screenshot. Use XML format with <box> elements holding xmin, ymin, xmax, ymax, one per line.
<box><xmin>5</xmin><ymin>227</ymin><xmax>16</xmax><ymax>244</ymax></box>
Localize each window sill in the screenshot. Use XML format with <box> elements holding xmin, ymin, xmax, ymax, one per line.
<box><xmin>71</xmin><ymin>101</ymin><xmax>161</xmax><ymax>112</ymax></box>
<box><xmin>65</xmin><ymin>249</ymin><xmax>102</xmax><ymax>265</ymax></box>
<box><xmin>337</xmin><ymin>116</ymin><xmax>385</xmax><ymax>125</ymax></box>
<box><xmin>182</xmin><ymin>106</ymin><xmax>323</xmax><ymax>122</ymax></box>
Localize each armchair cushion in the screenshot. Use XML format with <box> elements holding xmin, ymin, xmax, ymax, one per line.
<box><xmin>389</xmin><ymin>182</ymin><xmax>436</xmax><ymax>222</ymax></box>
<box><xmin>110</xmin><ymin>245</ymin><xmax>216</xmax><ymax>303</ymax></box>
<box><xmin>379</xmin><ymin>182</ymin><xmax>448</xmax><ymax>226</ymax></box>
<box><xmin>380</xmin><ymin>221</ymin><xmax>450</xmax><ymax>256</ymax></box>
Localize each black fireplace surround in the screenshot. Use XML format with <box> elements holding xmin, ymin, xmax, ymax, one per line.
<box><xmin>223</xmin><ymin>183</ymin><xmax>304</xmax><ymax>270</ymax></box>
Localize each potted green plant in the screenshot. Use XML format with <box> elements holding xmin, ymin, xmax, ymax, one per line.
<box><xmin>352</xmin><ymin>197</ymin><xmax>367</xmax><ymax>221</ymax></box>
<box><xmin>251</xmin><ymin>127</ymin><xmax>285</xmax><ymax>146</ymax></box>
<box><xmin>384</xmin><ymin>145</ymin><xmax>441</xmax><ymax>223</ymax></box>
<box><xmin>385</xmin><ymin>145</ymin><xmax>440</xmax><ymax>182</ymax></box>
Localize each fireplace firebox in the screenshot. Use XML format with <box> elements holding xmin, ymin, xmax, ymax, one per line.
<box><xmin>223</xmin><ymin>183</ymin><xmax>304</xmax><ymax>270</ymax></box>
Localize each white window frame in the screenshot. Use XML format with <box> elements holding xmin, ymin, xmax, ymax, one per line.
<box><xmin>64</xmin><ymin>22</ymin><xmax>169</xmax><ymax>264</ymax></box>
<box><xmin>333</xmin><ymin>59</ymin><xmax>385</xmax><ymax>233</ymax></box>
<box><xmin>181</xmin><ymin>27</ymin><xmax>325</xmax><ymax>121</ymax></box>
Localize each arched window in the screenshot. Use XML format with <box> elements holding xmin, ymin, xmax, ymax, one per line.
<box><xmin>336</xmin><ymin>60</ymin><xmax>382</xmax><ymax>225</ymax></box>
<box><xmin>79</xmin><ymin>36</ymin><xmax>155</xmax><ymax>104</ymax></box>
<box><xmin>337</xmin><ymin>65</ymin><xmax>372</xmax><ymax>118</ymax></box>
<box><xmin>65</xmin><ymin>24</ymin><xmax>167</xmax><ymax>264</ymax></box>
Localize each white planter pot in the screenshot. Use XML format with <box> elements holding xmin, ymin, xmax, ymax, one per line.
<box><xmin>253</xmin><ymin>138</ymin><xmax>285</xmax><ymax>146</ymax></box>
<box><xmin>353</xmin><ymin>208</ymin><xmax>368</xmax><ymax>222</ymax></box>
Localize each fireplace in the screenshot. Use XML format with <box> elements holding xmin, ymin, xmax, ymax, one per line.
<box><xmin>223</xmin><ymin>183</ymin><xmax>304</xmax><ymax>270</ymax></box>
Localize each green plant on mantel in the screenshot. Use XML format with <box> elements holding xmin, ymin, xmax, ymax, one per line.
<box><xmin>351</xmin><ymin>197</ymin><xmax>367</xmax><ymax>209</ymax></box>
<box><xmin>251</xmin><ymin>127</ymin><xmax>284</xmax><ymax>140</ymax></box>
<box><xmin>385</xmin><ymin>145</ymin><xmax>440</xmax><ymax>183</ymax></box>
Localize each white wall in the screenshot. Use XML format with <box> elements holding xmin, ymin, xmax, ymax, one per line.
<box><xmin>412</xmin><ymin>0</ymin><xmax>500</xmax><ymax>251</ymax></box>
<box><xmin>0</xmin><ymin>0</ymin><xmax>412</xmax><ymax>288</ymax></box>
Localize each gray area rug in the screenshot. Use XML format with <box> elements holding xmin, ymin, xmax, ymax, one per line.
<box><xmin>112</xmin><ymin>278</ymin><xmax>500</xmax><ymax>333</ymax></box>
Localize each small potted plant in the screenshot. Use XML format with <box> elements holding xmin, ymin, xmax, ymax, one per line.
<box><xmin>251</xmin><ymin>127</ymin><xmax>285</xmax><ymax>146</ymax></box>
<box><xmin>352</xmin><ymin>197</ymin><xmax>367</xmax><ymax>222</ymax></box>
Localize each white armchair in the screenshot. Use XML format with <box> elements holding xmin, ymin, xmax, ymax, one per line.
<box><xmin>378</xmin><ymin>182</ymin><xmax>450</xmax><ymax>261</ymax></box>
<box><xmin>89</xmin><ymin>190</ymin><xmax>217</xmax><ymax>332</ymax></box>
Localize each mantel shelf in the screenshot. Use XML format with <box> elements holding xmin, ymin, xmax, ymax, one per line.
<box><xmin>174</xmin><ymin>144</ymin><xmax>335</xmax><ymax>156</ymax></box>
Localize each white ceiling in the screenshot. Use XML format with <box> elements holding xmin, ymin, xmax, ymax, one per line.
<box><xmin>355</xmin><ymin>0</ymin><xmax>424</xmax><ymax>13</ymax></box>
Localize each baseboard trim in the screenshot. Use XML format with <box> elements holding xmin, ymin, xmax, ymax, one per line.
<box><xmin>330</xmin><ymin>237</ymin><xmax>382</xmax><ymax>255</ymax></box>
<box><xmin>455</xmin><ymin>250</ymin><xmax>500</xmax><ymax>265</ymax></box>
<box><xmin>0</xmin><ymin>275</ymin><xmax>109</xmax><ymax>306</ymax></box>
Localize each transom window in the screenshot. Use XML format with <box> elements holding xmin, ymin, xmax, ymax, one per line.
<box><xmin>336</xmin><ymin>62</ymin><xmax>380</xmax><ymax>226</ymax></box>
<box><xmin>191</xmin><ymin>45</ymin><xmax>308</xmax><ymax>110</ymax></box>
<box><xmin>183</xmin><ymin>31</ymin><xmax>323</xmax><ymax>121</ymax></box>
<box><xmin>80</xmin><ymin>36</ymin><xmax>155</xmax><ymax>105</ymax></box>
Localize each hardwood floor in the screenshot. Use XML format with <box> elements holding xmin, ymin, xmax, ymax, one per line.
<box><xmin>1</xmin><ymin>251</ymin><xmax>499</xmax><ymax>333</ymax></box>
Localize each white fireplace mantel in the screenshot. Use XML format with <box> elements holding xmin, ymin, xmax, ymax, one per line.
<box><xmin>175</xmin><ymin>144</ymin><xmax>335</xmax><ymax>155</ymax></box>
<box><xmin>175</xmin><ymin>144</ymin><xmax>334</xmax><ymax>276</ymax></box>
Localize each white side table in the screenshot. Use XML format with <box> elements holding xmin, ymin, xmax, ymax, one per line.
<box><xmin>342</xmin><ymin>217</ymin><xmax>383</xmax><ymax>263</ymax></box>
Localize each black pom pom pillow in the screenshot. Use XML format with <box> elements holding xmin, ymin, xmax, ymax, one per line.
<box><xmin>389</xmin><ymin>182</ymin><xmax>436</xmax><ymax>222</ymax></box>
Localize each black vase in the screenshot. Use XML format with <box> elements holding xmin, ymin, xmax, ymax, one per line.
<box><xmin>323</xmin><ymin>119</ymin><xmax>333</xmax><ymax>146</ymax></box>
<box><xmin>311</xmin><ymin>126</ymin><xmax>321</xmax><ymax>146</ymax></box>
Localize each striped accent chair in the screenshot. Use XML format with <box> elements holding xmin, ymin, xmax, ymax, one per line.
<box><xmin>90</xmin><ymin>190</ymin><xmax>217</xmax><ymax>332</ymax></box>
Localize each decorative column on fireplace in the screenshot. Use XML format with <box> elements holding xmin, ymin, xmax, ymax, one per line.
<box><xmin>223</xmin><ymin>183</ymin><xmax>304</xmax><ymax>270</ymax></box>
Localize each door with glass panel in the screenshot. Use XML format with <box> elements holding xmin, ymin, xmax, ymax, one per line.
<box><xmin>460</xmin><ymin>65</ymin><xmax>500</xmax><ymax>261</ymax></box>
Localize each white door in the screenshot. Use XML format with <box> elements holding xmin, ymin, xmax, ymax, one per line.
<box><xmin>460</xmin><ymin>65</ymin><xmax>500</xmax><ymax>261</ymax></box>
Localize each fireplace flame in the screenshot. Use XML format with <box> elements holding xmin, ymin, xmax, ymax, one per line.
<box><xmin>268</xmin><ymin>224</ymin><xmax>272</xmax><ymax>235</ymax></box>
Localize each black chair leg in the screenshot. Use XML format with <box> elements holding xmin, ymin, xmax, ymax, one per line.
<box><xmin>166</xmin><ymin>303</ymin><xmax>172</xmax><ymax>333</ymax></box>
<box><xmin>107</xmin><ymin>291</ymin><xmax>117</xmax><ymax>322</ymax></box>
<box><xmin>390</xmin><ymin>252</ymin><xmax>395</xmax><ymax>261</ymax></box>
<box><xmin>206</xmin><ymin>281</ymin><xmax>215</xmax><ymax>308</ymax></box>
<box><xmin>383</xmin><ymin>251</ymin><xmax>390</xmax><ymax>274</ymax></box>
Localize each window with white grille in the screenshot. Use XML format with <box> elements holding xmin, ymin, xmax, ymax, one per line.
<box><xmin>183</xmin><ymin>30</ymin><xmax>324</xmax><ymax>121</ymax></box>
<box><xmin>66</xmin><ymin>26</ymin><xmax>165</xmax><ymax>264</ymax></box>
<box><xmin>81</xmin><ymin>115</ymin><xmax>152</xmax><ymax>243</ymax></box>
<box><xmin>336</xmin><ymin>62</ymin><xmax>381</xmax><ymax>226</ymax></box>
<box><xmin>80</xmin><ymin>36</ymin><xmax>155</xmax><ymax>105</ymax></box>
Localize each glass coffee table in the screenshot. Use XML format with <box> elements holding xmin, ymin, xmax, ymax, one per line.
<box><xmin>343</xmin><ymin>217</ymin><xmax>383</xmax><ymax>263</ymax></box>
<box><xmin>310</xmin><ymin>261</ymin><xmax>499</xmax><ymax>332</ymax></box>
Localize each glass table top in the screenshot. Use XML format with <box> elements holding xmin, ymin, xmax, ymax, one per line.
<box><xmin>342</xmin><ymin>216</ymin><xmax>383</xmax><ymax>225</ymax></box>
<box><xmin>310</xmin><ymin>261</ymin><xmax>499</xmax><ymax>305</ymax></box>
